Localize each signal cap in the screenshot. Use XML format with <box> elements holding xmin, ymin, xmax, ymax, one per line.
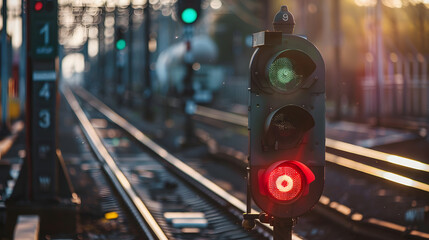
<box><xmin>273</xmin><ymin>6</ymin><xmax>295</xmax><ymax>33</ymax></box>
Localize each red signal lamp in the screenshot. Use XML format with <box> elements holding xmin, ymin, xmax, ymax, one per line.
<box><xmin>260</xmin><ymin>161</ymin><xmax>315</xmax><ymax>202</ymax></box>
<box><xmin>34</xmin><ymin>1</ymin><xmax>43</xmax><ymax>11</ymax></box>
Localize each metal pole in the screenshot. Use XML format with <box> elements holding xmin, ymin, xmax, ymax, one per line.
<box><xmin>183</xmin><ymin>25</ymin><xmax>195</xmax><ymax>145</ymax></box>
<box><xmin>98</xmin><ymin>6</ymin><xmax>105</xmax><ymax>97</ymax></box>
<box><xmin>1</xmin><ymin>0</ymin><xmax>9</xmax><ymax>132</ymax></box>
<box><xmin>418</xmin><ymin>6</ymin><xmax>425</xmax><ymax>53</ymax></box>
<box><xmin>127</xmin><ymin>5</ymin><xmax>133</xmax><ymax>107</ymax></box>
<box><xmin>19</xmin><ymin>0</ymin><xmax>26</xmax><ymax>117</ymax></box>
<box><xmin>333</xmin><ymin>0</ymin><xmax>342</xmax><ymax>120</ymax></box>
<box><xmin>273</xmin><ymin>218</ymin><xmax>293</xmax><ymax>240</ymax></box>
<box><xmin>246</xmin><ymin>166</ymin><xmax>251</xmax><ymax>214</ymax></box>
<box><xmin>426</xmin><ymin>60</ymin><xmax>429</xmax><ymax>141</ymax></box>
<box><xmin>143</xmin><ymin>2</ymin><xmax>152</xmax><ymax>120</ymax></box>
<box><xmin>375</xmin><ymin>0</ymin><xmax>384</xmax><ymax>125</ymax></box>
<box><xmin>184</xmin><ymin>60</ymin><xmax>194</xmax><ymax>145</ymax></box>
<box><xmin>114</xmin><ymin>6</ymin><xmax>122</xmax><ymax>104</ymax></box>
<box><xmin>83</xmin><ymin>38</ymin><xmax>89</xmax><ymax>89</ymax></box>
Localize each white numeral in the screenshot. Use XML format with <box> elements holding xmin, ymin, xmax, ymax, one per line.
<box><xmin>39</xmin><ymin>109</ymin><xmax>50</xmax><ymax>128</ymax></box>
<box><xmin>39</xmin><ymin>83</ymin><xmax>50</xmax><ymax>100</ymax></box>
<box><xmin>40</xmin><ymin>23</ymin><xmax>50</xmax><ymax>45</ymax></box>
<box><xmin>39</xmin><ymin>176</ymin><xmax>51</xmax><ymax>191</ymax></box>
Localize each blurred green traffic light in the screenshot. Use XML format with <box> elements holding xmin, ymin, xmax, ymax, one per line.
<box><xmin>268</xmin><ymin>57</ymin><xmax>302</xmax><ymax>92</ymax></box>
<box><xmin>181</xmin><ymin>8</ymin><xmax>198</xmax><ymax>24</ymax></box>
<box><xmin>116</xmin><ymin>39</ymin><xmax>126</xmax><ymax>50</ymax></box>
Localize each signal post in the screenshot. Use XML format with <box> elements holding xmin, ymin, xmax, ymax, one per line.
<box><xmin>243</xmin><ymin>6</ymin><xmax>325</xmax><ymax>240</ymax></box>
<box><xmin>5</xmin><ymin>0</ymin><xmax>78</xmax><ymax>237</ymax></box>
<box><xmin>176</xmin><ymin>0</ymin><xmax>201</xmax><ymax>145</ymax></box>
<box><xmin>115</xmin><ymin>25</ymin><xmax>127</xmax><ymax>105</ymax></box>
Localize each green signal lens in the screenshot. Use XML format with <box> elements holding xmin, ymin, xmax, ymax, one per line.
<box><xmin>181</xmin><ymin>8</ymin><xmax>198</xmax><ymax>24</ymax></box>
<box><xmin>116</xmin><ymin>39</ymin><xmax>126</xmax><ymax>50</ymax></box>
<box><xmin>268</xmin><ymin>57</ymin><xmax>302</xmax><ymax>92</ymax></box>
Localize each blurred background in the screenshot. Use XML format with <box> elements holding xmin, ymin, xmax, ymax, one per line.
<box><xmin>0</xmin><ymin>0</ymin><xmax>428</xmax><ymax>129</ymax></box>
<box><xmin>0</xmin><ymin>1</ymin><xmax>428</xmax><ymax>239</ymax></box>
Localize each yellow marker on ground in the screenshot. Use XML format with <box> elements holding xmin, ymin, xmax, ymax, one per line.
<box><xmin>105</xmin><ymin>212</ymin><xmax>119</xmax><ymax>220</ymax></box>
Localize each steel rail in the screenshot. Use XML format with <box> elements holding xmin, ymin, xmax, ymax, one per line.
<box><xmin>326</xmin><ymin>153</ymin><xmax>429</xmax><ymax>192</ymax></box>
<box><xmin>325</xmin><ymin>138</ymin><xmax>429</xmax><ymax>173</ymax></box>
<box><xmin>63</xmin><ymin>86</ymin><xmax>168</xmax><ymax>240</ymax></box>
<box><xmin>73</xmin><ymin>87</ymin><xmax>429</xmax><ymax>239</ymax></box>
<box><xmin>71</xmin><ymin>86</ymin><xmax>301</xmax><ymax>239</ymax></box>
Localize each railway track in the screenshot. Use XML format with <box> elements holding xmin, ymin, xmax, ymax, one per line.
<box><xmin>132</xmin><ymin>94</ymin><xmax>429</xmax><ymax>239</ymax></box>
<box><xmin>69</xmin><ymin>86</ymin><xmax>429</xmax><ymax>239</ymax></box>
<box><xmin>63</xmin><ymin>85</ymin><xmax>295</xmax><ymax>239</ymax></box>
<box><xmin>148</xmin><ymin>96</ymin><xmax>429</xmax><ymax>191</ymax></box>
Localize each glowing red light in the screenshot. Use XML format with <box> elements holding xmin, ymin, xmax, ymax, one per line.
<box><xmin>34</xmin><ymin>1</ymin><xmax>43</xmax><ymax>11</ymax></box>
<box><xmin>267</xmin><ymin>164</ymin><xmax>303</xmax><ymax>201</ymax></box>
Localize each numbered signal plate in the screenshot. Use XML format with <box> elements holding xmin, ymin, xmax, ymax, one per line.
<box><xmin>30</xmin><ymin>20</ymin><xmax>58</xmax><ymax>59</ymax></box>
<box><xmin>31</xmin><ymin>72</ymin><xmax>56</xmax><ymax>133</ymax></box>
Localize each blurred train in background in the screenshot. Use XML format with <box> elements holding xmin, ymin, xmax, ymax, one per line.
<box><xmin>155</xmin><ymin>35</ymin><xmax>223</xmax><ymax>103</ymax></box>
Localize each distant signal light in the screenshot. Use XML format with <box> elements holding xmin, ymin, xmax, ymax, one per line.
<box><xmin>177</xmin><ymin>0</ymin><xmax>201</xmax><ymax>25</ymax></box>
<box><xmin>116</xmin><ymin>39</ymin><xmax>126</xmax><ymax>50</ymax></box>
<box><xmin>181</xmin><ymin>8</ymin><xmax>198</xmax><ymax>24</ymax></box>
<box><xmin>34</xmin><ymin>1</ymin><xmax>43</xmax><ymax>11</ymax></box>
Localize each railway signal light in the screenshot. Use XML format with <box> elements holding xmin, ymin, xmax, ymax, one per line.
<box><xmin>115</xmin><ymin>27</ymin><xmax>126</xmax><ymax>51</ymax></box>
<box><xmin>34</xmin><ymin>1</ymin><xmax>43</xmax><ymax>11</ymax></box>
<box><xmin>263</xmin><ymin>161</ymin><xmax>315</xmax><ymax>202</ymax></box>
<box><xmin>116</xmin><ymin>39</ymin><xmax>126</xmax><ymax>50</ymax></box>
<box><xmin>248</xmin><ymin>6</ymin><xmax>325</xmax><ymax>218</ymax></box>
<box><xmin>33</xmin><ymin>0</ymin><xmax>55</xmax><ymax>12</ymax></box>
<box><xmin>177</xmin><ymin>0</ymin><xmax>201</xmax><ymax>25</ymax></box>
